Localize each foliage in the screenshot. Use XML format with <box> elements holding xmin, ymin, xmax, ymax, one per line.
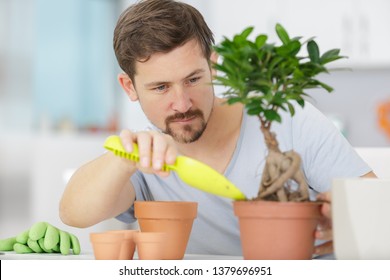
<box><xmin>212</xmin><ymin>24</ymin><xmax>346</xmax><ymax>126</ymax></box>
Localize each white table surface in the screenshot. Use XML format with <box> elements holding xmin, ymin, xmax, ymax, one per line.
<box><xmin>0</xmin><ymin>251</ymin><xmax>334</xmax><ymax>260</ymax></box>
<box><xmin>0</xmin><ymin>251</ymin><xmax>243</xmax><ymax>260</ymax></box>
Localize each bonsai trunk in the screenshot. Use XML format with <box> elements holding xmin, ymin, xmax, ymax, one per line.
<box><xmin>255</xmin><ymin>125</ymin><xmax>310</xmax><ymax>202</ymax></box>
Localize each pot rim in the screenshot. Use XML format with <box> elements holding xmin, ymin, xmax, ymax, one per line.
<box><xmin>233</xmin><ymin>200</ymin><xmax>323</xmax><ymax>205</ymax></box>
<box><xmin>90</xmin><ymin>232</ymin><xmax>124</xmax><ymax>243</ymax></box>
<box><xmin>134</xmin><ymin>200</ymin><xmax>198</xmax><ymax>206</ymax></box>
<box><xmin>134</xmin><ymin>201</ymin><xmax>198</xmax><ymax>219</ymax></box>
<box><xmin>233</xmin><ymin>200</ymin><xmax>323</xmax><ymax>219</ymax></box>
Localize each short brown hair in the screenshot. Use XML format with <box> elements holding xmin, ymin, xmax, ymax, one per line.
<box><xmin>113</xmin><ymin>0</ymin><xmax>214</xmax><ymax>81</ymax></box>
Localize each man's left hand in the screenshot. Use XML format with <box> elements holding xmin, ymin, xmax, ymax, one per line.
<box><xmin>315</xmin><ymin>192</ymin><xmax>333</xmax><ymax>255</ymax></box>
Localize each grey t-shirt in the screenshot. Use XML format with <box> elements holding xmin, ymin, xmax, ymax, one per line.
<box><xmin>116</xmin><ymin>102</ymin><xmax>371</xmax><ymax>256</ymax></box>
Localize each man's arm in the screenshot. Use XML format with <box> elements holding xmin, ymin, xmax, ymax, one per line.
<box><xmin>361</xmin><ymin>171</ymin><xmax>377</xmax><ymax>178</ymax></box>
<box><xmin>59</xmin><ymin>129</ymin><xmax>178</xmax><ymax>228</ymax></box>
<box><xmin>59</xmin><ymin>152</ymin><xmax>137</xmax><ymax>228</ymax></box>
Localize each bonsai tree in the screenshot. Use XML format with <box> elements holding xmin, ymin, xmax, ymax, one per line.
<box><xmin>212</xmin><ymin>24</ymin><xmax>345</xmax><ymax>202</ymax></box>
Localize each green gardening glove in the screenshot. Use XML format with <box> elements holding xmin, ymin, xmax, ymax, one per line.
<box><xmin>0</xmin><ymin>221</ymin><xmax>81</xmax><ymax>255</ymax></box>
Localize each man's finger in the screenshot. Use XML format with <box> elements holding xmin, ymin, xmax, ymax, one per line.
<box><xmin>119</xmin><ymin>129</ymin><xmax>137</xmax><ymax>153</ymax></box>
<box><xmin>315</xmin><ymin>228</ymin><xmax>333</xmax><ymax>240</ymax></box>
<box><xmin>315</xmin><ymin>241</ymin><xmax>333</xmax><ymax>255</ymax></box>
<box><xmin>317</xmin><ymin>191</ymin><xmax>331</xmax><ymax>202</ymax></box>
<box><xmin>321</xmin><ymin>202</ymin><xmax>332</xmax><ymax>218</ymax></box>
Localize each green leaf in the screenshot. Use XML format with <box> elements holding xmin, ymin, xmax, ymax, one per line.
<box><xmin>320</xmin><ymin>49</ymin><xmax>346</xmax><ymax>65</ymax></box>
<box><xmin>278</xmin><ymin>103</ymin><xmax>287</xmax><ymax>112</ymax></box>
<box><xmin>287</xmin><ymin>102</ymin><xmax>295</xmax><ymax>116</ymax></box>
<box><xmin>246</xmin><ymin>96</ymin><xmax>263</xmax><ymax>105</ymax></box>
<box><xmin>214</xmin><ymin>76</ymin><xmax>239</xmax><ymax>90</ymax></box>
<box><xmin>320</xmin><ymin>49</ymin><xmax>339</xmax><ymax>60</ymax></box>
<box><xmin>271</xmin><ymin>91</ymin><xmax>285</xmax><ymax>106</ymax></box>
<box><xmin>317</xmin><ymin>81</ymin><xmax>334</xmax><ymax>92</ymax></box>
<box><xmin>240</xmin><ymin>26</ymin><xmax>254</xmax><ymax>39</ymax></box>
<box><xmin>212</xmin><ymin>63</ymin><xmax>230</xmax><ymax>74</ymax></box>
<box><xmin>296</xmin><ymin>98</ymin><xmax>305</xmax><ymax>107</ymax></box>
<box><xmin>264</xmin><ymin>110</ymin><xmax>282</xmax><ymax>122</ymax></box>
<box><xmin>255</xmin><ymin>34</ymin><xmax>268</xmax><ymax>48</ymax></box>
<box><xmin>275</xmin><ymin>23</ymin><xmax>290</xmax><ymax>45</ymax></box>
<box><xmin>289</xmin><ymin>40</ymin><xmax>302</xmax><ymax>56</ymax></box>
<box><xmin>226</xmin><ymin>97</ymin><xmax>244</xmax><ymax>105</ymax></box>
<box><xmin>307</xmin><ymin>40</ymin><xmax>320</xmax><ymax>64</ymax></box>
<box><xmin>247</xmin><ymin>106</ymin><xmax>263</xmax><ymax>116</ymax></box>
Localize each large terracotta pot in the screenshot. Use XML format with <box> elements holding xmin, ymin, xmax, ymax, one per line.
<box><xmin>233</xmin><ymin>200</ymin><xmax>322</xmax><ymax>260</ymax></box>
<box><xmin>134</xmin><ymin>201</ymin><xmax>198</xmax><ymax>260</ymax></box>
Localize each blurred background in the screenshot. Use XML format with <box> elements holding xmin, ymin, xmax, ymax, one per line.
<box><xmin>1</xmin><ymin>0</ymin><xmax>389</xmax><ymax>252</ymax></box>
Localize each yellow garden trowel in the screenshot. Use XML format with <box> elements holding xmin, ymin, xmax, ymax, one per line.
<box><xmin>104</xmin><ymin>135</ymin><xmax>246</xmax><ymax>200</ymax></box>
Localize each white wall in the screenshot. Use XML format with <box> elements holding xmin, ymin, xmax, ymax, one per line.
<box><xmin>309</xmin><ymin>69</ymin><xmax>390</xmax><ymax>147</ymax></box>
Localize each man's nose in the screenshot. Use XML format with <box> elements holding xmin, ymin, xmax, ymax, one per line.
<box><xmin>171</xmin><ymin>86</ymin><xmax>192</xmax><ymax>112</ymax></box>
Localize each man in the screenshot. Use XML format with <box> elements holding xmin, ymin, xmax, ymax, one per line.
<box><xmin>60</xmin><ymin>0</ymin><xmax>375</xmax><ymax>256</ymax></box>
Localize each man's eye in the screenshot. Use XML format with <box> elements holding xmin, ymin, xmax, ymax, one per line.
<box><xmin>188</xmin><ymin>77</ymin><xmax>200</xmax><ymax>84</ymax></box>
<box><xmin>154</xmin><ymin>85</ymin><xmax>167</xmax><ymax>92</ymax></box>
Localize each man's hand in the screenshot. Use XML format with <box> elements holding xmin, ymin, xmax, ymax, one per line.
<box><xmin>315</xmin><ymin>191</ymin><xmax>333</xmax><ymax>255</ymax></box>
<box><xmin>119</xmin><ymin>129</ymin><xmax>178</xmax><ymax>177</ymax></box>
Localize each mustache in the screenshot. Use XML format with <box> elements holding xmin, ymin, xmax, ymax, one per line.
<box><xmin>165</xmin><ymin>109</ymin><xmax>204</xmax><ymax>123</ymax></box>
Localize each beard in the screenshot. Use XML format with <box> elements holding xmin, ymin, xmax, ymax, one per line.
<box><xmin>163</xmin><ymin>109</ymin><xmax>209</xmax><ymax>143</ymax></box>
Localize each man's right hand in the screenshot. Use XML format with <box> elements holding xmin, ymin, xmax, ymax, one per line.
<box><xmin>119</xmin><ymin>129</ymin><xmax>178</xmax><ymax>177</ymax></box>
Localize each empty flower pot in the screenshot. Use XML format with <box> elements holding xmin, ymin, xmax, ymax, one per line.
<box><xmin>134</xmin><ymin>201</ymin><xmax>198</xmax><ymax>260</ymax></box>
<box><xmin>107</xmin><ymin>229</ymin><xmax>138</xmax><ymax>260</ymax></box>
<box><xmin>90</xmin><ymin>231</ymin><xmax>124</xmax><ymax>260</ymax></box>
<box><xmin>134</xmin><ymin>232</ymin><xmax>167</xmax><ymax>260</ymax></box>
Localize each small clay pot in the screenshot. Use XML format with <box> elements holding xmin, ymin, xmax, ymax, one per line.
<box><xmin>134</xmin><ymin>201</ymin><xmax>198</xmax><ymax>260</ymax></box>
<box><xmin>90</xmin><ymin>231</ymin><xmax>124</xmax><ymax>260</ymax></box>
<box><xmin>107</xmin><ymin>230</ymin><xmax>138</xmax><ymax>260</ymax></box>
<box><xmin>134</xmin><ymin>232</ymin><xmax>167</xmax><ymax>260</ymax></box>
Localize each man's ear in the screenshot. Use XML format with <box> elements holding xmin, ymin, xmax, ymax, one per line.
<box><xmin>118</xmin><ymin>73</ymin><xmax>138</xmax><ymax>101</ymax></box>
<box><xmin>210</xmin><ymin>51</ymin><xmax>219</xmax><ymax>78</ymax></box>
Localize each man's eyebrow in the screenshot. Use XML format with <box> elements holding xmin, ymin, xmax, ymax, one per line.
<box><xmin>183</xmin><ymin>69</ymin><xmax>205</xmax><ymax>80</ymax></box>
<box><xmin>144</xmin><ymin>80</ymin><xmax>169</xmax><ymax>88</ymax></box>
<box><xmin>144</xmin><ymin>69</ymin><xmax>206</xmax><ymax>88</ymax></box>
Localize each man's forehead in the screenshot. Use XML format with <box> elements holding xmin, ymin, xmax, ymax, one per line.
<box><xmin>134</xmin><ymin>41</ymin><xmax>209</xmax><ymax>83</ymax></box>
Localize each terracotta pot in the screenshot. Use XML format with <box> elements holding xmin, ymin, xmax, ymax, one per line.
<box><xmin>233</xmin><ymin>200</ymin><xmax>322</xmax><ymax>260</ymax></box>
<box><xmin>107</xmin><ymin>230</ymin><xmax>138</xmax><ymax>260</ymax></box>
<box><xmin>134</xmin><ymin>232</ymin><xmax>167</xmax><ymax>260</ymax></box>
<box><xmin>134</xmin><ymin>201</ymin><xmax>198</xmax><ymax>260</ymax></box>
<box><xmin>90</xmin><ymin>231</ymin><xmax>124</xmax><ymax>260</ymax></box>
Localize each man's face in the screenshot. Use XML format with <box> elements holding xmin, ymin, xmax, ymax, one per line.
<box><xmin>131</xmin><ymin>39</ymin><xmax>215</xmax><ymax>143</ymax></box>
